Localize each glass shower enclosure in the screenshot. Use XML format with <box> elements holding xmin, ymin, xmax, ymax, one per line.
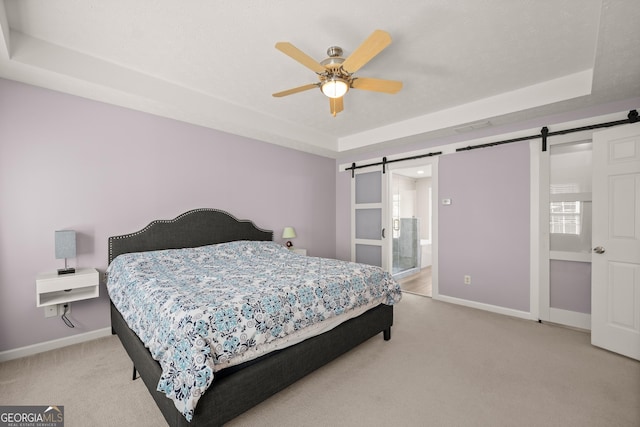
<box><xmin>392</xmin><ymin>217</ymin><xmax>420</xmax><ymax>277</ymax></box>
<box><xmin>390</xmin><ymin>172</ymin><xmax>423</xmax><ymax>279</ymax></box>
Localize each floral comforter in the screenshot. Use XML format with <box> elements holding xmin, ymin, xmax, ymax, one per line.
<box><xmin>106</xmin><ymin>240</ymin><xmax>401</xmax><ymax>421</ymax></box>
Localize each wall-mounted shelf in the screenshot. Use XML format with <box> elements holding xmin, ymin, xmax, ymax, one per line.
<box><xmin>36</xmin><ymin>268</ymin><xmax>99</xmax><ymax>307</ymax></box>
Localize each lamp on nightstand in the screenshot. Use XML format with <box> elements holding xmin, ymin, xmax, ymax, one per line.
<box><xmin>55</xmin><ymin>230</ymin><xmax>76</xmax><ymax>275</ymax></box>
<box><xmin>282</xmin><ymin>227</ymin><xmax>296</xmax><ymax>248</ymax></box>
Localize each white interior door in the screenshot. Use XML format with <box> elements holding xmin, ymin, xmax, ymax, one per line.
<box><xmin>591</xmin><ymin>122</ymin><xmax>640</xmax><ymax>360</ymax></box>
<box><xmin>351</xmin><ymin>168</ymin><xmax>389</xmax><ymax>270</ymax></box>
<box><xmin>538</xmin><ymin>137</ymin><xmax>594</xmax><ymax>329</ymax></box>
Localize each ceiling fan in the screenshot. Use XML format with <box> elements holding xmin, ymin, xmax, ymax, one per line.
<box><xmin>272</xmin><ymin>30</ymin><xmax>403</xmax><ymax>117</ymax></box>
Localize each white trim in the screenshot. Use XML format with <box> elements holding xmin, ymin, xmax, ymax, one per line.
<box><xmin>546</xmin><ymin>129</ymin><xmax>595</xmax><ymax>147</ymax></box>
<box><xmin>549</xmin><ymin>192</ymin><xmax>592</xmax><ymax>202</ymax></box>
<box><xmin>548</xmin><ymin>308</ymin><xmax>591</xmax><ymax>331</ymax></box>
<box><xmin>434</xmin><ymin>294</ymin><xmax>535</xmax><ymax>321</ymax></box>
<box><xmin>549</xmin><ymin>251</ymin><xmax>592</xmax><ymax>262</ymax></box>
<box><xmin>538</xmin><ymin>137</ymin><xmax>551</xmax><ymax>321</ymax></box>
<box><xmin>384</xmin><ymin>156</ymin><xmax>439</xmax><ymax>286</ymax></box>
<box><xmin>0</xmin><ymin>327</ymin><xmax>112</xmax><ymax>362</ymax></box>
<box><xmin>339</xmin><ymin>144</ymin><xmax>457</xmax><ymax>173</ymax></box>
<box><xmin>430</xmin><ymin>159</ymin><xmax>439</xmax><ymax>298</ymax></box>
<box><xmin>530</xmin><ymin>140</ymin><xmax>541</xmax><ymax>320</ymax></box>
<box><xmin>354</xmin><ymin>238</ymin><xmax>383</xmax><ymax>246</ymax></box>
<box><xmin>0</xmin><ymin>1</ymin><xmax>10</xmax><ymax>59</ymax></box>
<box><xmin>352</xmin><ymin>203</ymin><xmax>381</xmax><ymax>210</ymax></box>
<box><xmin>539</xmin><ymin>126</ymin><xmax>597</xmax><ymax>327</ymax></box>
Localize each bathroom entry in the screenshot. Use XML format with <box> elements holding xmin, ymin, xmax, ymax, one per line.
<box><xmin>389</xmin><ymin>163</ymin><xmax>434</xmax><ymax>296</ymax></box>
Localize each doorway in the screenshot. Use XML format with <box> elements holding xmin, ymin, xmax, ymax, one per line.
<box><xmin>539</xmin><ymin>138</ymin><xmax>593</xmax><ymax>329</ymax></box>
<box><xmin>389</xmin><ymin>163</ymin><xmax>434</xmax><ymax>297</ymax></box>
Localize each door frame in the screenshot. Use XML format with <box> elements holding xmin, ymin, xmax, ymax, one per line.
<box><xmin>537</xmin><ymin>128</ymin><xmax>596</xmax><ymax>329</ymax></box>
<box><xmin>385</xmin><ymin>157</ymin><xmax>439</xmax><ymax>297</ymax></box>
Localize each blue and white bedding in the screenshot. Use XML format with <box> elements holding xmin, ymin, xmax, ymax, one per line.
<box><xmin>106</xmin><ymin>240</ymin><xmax>401</xmax><ymax>421</ymax></box>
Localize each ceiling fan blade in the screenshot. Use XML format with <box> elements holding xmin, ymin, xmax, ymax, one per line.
<box><xmin>272</xmin><ymin>83</ymin><xmax>319</xmax><ymax>98</ymax></box>
<box><xmin>352</xmin><ymin>77</ymin><xmax>402</xmax><ymax>94</ymax></box>
<box><xmin>341</xmin><ymin>30</ymin><xmax>392</xmax><ymax>74</ymax></box>
<box><xmin>330</xmin><ymin>97</ymin><xmax>344</xmax><ymax>117</ymax></box>
<box><xmin>275</xmin><ymin>42</ymin><xmax>326</xmax><ymax>74</ymax></box>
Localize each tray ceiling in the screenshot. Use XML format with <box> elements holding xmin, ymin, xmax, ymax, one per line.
<box><xmin>1</xmin><ymin>0</ymin><xmax>638</xmax><ymax>158</ymax></box>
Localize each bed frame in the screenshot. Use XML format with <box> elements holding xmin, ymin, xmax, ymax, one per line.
<box><xmin>108</xmin><ymin>208</ymin><xmax>394</xmax><ymax>426</ymax></box>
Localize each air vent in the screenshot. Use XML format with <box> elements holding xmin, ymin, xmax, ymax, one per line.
<box><xmin>454</xmin><ymin>120</ymin><xmax>492</xmax><ymax>133</ymax></box>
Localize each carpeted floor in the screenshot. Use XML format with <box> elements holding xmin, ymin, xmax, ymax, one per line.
<box><xmin>1</xmin><ymin>293</ymin><xmax>639</xmax><ymax>426</ymax></box>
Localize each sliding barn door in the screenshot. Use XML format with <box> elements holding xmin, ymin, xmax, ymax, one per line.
<box><xmin>352</xmin><ymin>169</ymin><xmax>389</xmax><ymax>269</ymax></box>
<box><xmin>591</xmin><ymin>122</ymin><xmax>640</xmax><ymax>361</ymax></box>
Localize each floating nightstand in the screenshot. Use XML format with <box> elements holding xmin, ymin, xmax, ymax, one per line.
<box><xmin>36</xmin><ymin>268</ymin><xmax>99</xmax><ymax>308</ymax></box>
<box><xmin>291</xmin><ymin>248</ymin><xmax>307</xmax><ymax>256</ymax></box>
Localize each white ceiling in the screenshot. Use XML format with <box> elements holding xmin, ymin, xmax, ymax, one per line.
<box><xmin>1</xmin><ymin>0</ymin><xmax>638</xmax><ymax>158</ymax></box>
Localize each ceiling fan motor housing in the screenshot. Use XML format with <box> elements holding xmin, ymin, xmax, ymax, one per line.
<box><xmin>321</xmin><ymin>46</ymin><xmax>346</xmax><ymax>68</ymax></box>
<box><xmin>319</xmin><ymin>45</ymin><xmax>352</xmax><ymax>98</ymax></box>
<box><xmin>326</xmin><ymin>46</ymin><xmax>343</xmax><ymax>58</ymax></box>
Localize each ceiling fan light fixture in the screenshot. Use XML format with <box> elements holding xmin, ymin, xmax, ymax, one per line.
<box><xmin>321</xmin><ymin>78</ymin><xmax>349</xmax><ymax>99</ymax></box>
<box><xmin>273</xmin><ymin>30</ymin><xmax>399</xmax><ymax>115</ymax></box>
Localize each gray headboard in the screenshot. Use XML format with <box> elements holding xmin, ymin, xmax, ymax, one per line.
<box><xmin>108</xmin><ymin>208</ymin><xmax>273</xmax><ymax>264</ymax></box>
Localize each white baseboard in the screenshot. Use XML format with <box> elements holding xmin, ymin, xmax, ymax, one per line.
<box><xmin>0</xmin><ymin>327</ymin><xmax>112</xmax><ymax>362</ymax></box>
<box><xmin>434</xmin><ymin>294</ymin><xmax>535</xmax><ymax>321</ymax></box>
<box><xmin>549</xmin><ymin>307</ymin><xmax>591</xmax><ymax>331</ymax></box>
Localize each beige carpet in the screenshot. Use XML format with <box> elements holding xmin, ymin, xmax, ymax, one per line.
<box><xmin>1</xmin><ymin>294</ymin><xmax>639</xmax><ymax>426</ymax></box>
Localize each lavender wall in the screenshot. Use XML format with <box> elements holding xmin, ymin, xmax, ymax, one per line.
<box><xmin>336</xmin><ymin>141</ymin><xmax>531</xmax><ymax>312</ymax></box>
<box><xmin>0</xmin><ymin>78</ymin><xmax>336</xmax><ymax>352</ymax></box>
<box><xmin>438</xmin><ymin>142</ymin><xmax>530</xmax><ymax>311</ymax></box>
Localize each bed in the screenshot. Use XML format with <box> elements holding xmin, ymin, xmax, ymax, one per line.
<box><xmin>107</xmin><ymin>208</ymin><xmax>400</xmax><ymax>426</ymax></box>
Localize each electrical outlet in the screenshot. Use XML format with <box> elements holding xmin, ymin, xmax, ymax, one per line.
<box><xmin>464</xmin><ymin>275</ymin><xmax>472</xmax><ymax>285</ymax></box>
<box><xmin>44</xmin><ymin>305</ymin><xmax>58</xmax><ymax>318</ymax></box>
<box><xmin>58</xmin><ymin>303</ymin><xmax>71</xmax><ymax>316</ymax></box>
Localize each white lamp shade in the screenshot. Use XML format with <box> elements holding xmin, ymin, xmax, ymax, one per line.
<box><xmin>282</xmin><ymin>227</ymin><xmax>297</xmax><ymax>239</ymax></box>
<box><xmin>55</xmin><ymin>230</ymin><xmax>76</xmax><ymax>259</ymax></box>
<box><xmin>321</xmin><ymin>79</ymin><xmax>349</xmax><ymax>98</ymax></box>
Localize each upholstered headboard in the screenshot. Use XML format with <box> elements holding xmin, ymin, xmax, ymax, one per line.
<box><xmin>108</xmin><ymin>208</ymin><xmax>273</xmax><ymax>264</ymax></box>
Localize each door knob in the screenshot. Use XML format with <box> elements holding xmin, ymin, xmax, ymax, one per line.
<box><xmin>593</xmin><ymin>246</ymin><xmax>605</xmax><ymax>254</ymax></box>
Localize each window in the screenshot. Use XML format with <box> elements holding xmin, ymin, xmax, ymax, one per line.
<box><xmin>549</xmin><ymin>141</ymin><xmax>593</xmax><ymax>254</ymax></box>
<box><xmin>550</xmin><ymin>201</ymin><xmax>581</xmax><ymax>235</ymax></box>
